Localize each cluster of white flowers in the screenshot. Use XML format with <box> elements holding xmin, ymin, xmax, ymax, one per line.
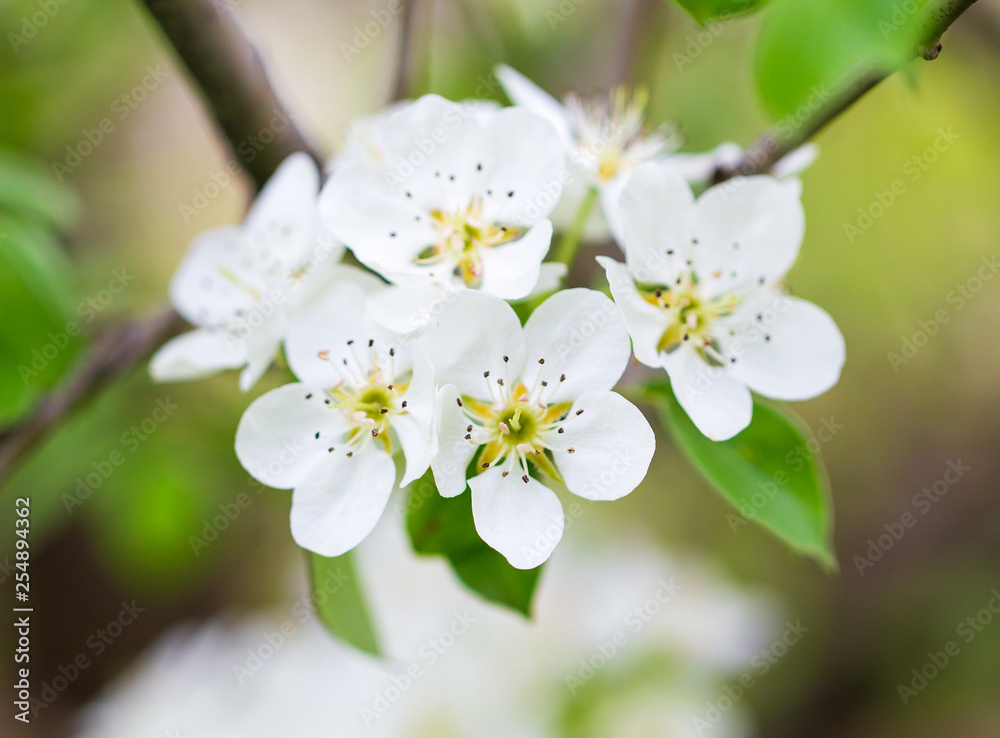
<box><xmin>151</xmin><ymin>67</ymin><xmax>844</xmax><ymax>568</ymax></box>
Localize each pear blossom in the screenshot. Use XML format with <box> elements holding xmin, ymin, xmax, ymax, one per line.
<box><xmin>334</xmin><ymin>98</ymin><xmax>500</xmax><ymax>172</ymax></box>
<box><xmin>495</xmin><ymin>64</ymin><xmax>680</xmax><ymax>243</ymax></box>
<box><xmin>151</xmin><ymin>153</ymin><xmax>343</xmax><ymax>391</ymax></box>
<box><xmin>319</xmin><ymin>94</ymin><xmax>567</xmax><ymax>324</ymax></box>
<box><xmin>235</xmin><ymin>276</ymin><xmax>435</xmax><ymax>556</ymax></box>
<box><xmin>419</xmin><ymin>288</ymin><xmax>655</xmax><ymax>569</ymax></box>
<box><xmin>598</xmin><ymin>161</ymin><xmax>845</xmax><ymax>441</ymax></box>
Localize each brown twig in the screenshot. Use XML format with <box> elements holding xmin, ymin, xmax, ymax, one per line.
<box><xmin>0</xmin><ymin>307</ymin><xmax>186</xmax><ymax>483</ymax></box>
<box><xmin>716</xmin><ymin>0</ymin><xmax>978</xmax><ymax>181</ymax></box>
<box><xmin>139</xmin><ymin>0</ymin><xmax>324</xmax><ymax>190</ymax></box>
<box><xmin>0</xmin><ymin>0</ymin><xmax>325</xmax><ymax>486</ymax></box>
<box><xmin>392</xmin><ymin>0</ymin><xmax>419</xmax><ymax>101</ymax></box>
<box><xmin>607</xmin><ymin>0</ymin><xmax>647</xmax><ymax>88</ymax></box>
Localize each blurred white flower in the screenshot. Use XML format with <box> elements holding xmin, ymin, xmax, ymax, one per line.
<box><xmin>151</xmin><ymin>153</ymin><xmax>343</xmax><ymax>391</ymax></box>
<box><xmin>333</xmin><ymin>98</ymin><xmax>501</xmax><ymax>172</ymax></box>
<box><xmin>668</xmin><ymin>141</ymin><xmax>819</xmax><ymax>185</ymax></box>
<box><xmin>319</xmin><ymin>94</ymin><xmax>567</xmax><ymax>328</ymax></box>
<box><xmin>419</xmin><ymin>288</ymin><xmax>655</xmax><ymax>569</ymax></box>
<box><xmin>73</xmin><ymin>518</ymin><xmax>778</xmax><ymax>738</ymax></box>
<box><xmin>234</xmin><ymin>276</ymin><xmax>435</xmax><ymax>556</ymax></box>
<box><xmin>496</xmin><ymin>65</ymin><xmax>680</xmax><ymax>243</ymax></box>
<box><xmin>599</xmin><ymin>162</ymin><xmax>845</xmax><ymax>441</ymax></box>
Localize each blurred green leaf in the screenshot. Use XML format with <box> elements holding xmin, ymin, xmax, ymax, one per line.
<box><xmin>0</xmin><ymin>212</ymin><xmax>80</xmax><ymax>427</ymax></box>
<box><xmin>754</xmin><ymin>0</ymin><xmax>928</xmax><ymax>120</ymax></box>
<box><xmin>0</xmin><ymin>148</ymin><xmax>78</xmax><ymax>229</ymax></box>
<box><xmin>644</xmin><ymin>379</ymin><xmax>835</xmax><ymax>568</ymax></box>
<box><xmin>406</xmin><ymin>470</ymin><xmax>541</xmax><ymax>616</ymax></box>
<box><xmin>307</xmin><ymin>549</ymin><xmax>381</xmax><ymax>656</ymax></box>
<box><xmin>669</xmin><ymin>0</ymin><xmax>767</xmax><ymax>24</ymax></box>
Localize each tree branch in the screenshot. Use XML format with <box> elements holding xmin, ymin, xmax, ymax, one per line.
<box><xmin>717</xmin><ymin>0</ymin><xmax>978</xmax><ymax>181</ymax></box>
<box><xmin>0</xmin><ymin>307</ymin><xmax>186</xmax><ymax>481</ymax></box>
<box><xmin>392</xmin><ymin>0</ymin><xmax>419</xmax><ymax>102</ymax></box>
<box><xmin>139</xmin><ymin>0</ymin><xmax>325</xmax><ymax>190</ymax></box>
<box><xmin>0</xmin><ymin>0</ymin><xmax>324</xmax><ymax>486</ymax></box>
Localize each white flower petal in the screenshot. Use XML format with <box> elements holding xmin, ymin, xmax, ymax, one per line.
<box><xmin>772</xmin><ymin>144</ymin><xmax>818</xmax><ymax>179</ymax></box>
<box><xmin>394</xmin><ymin>345</ymin><xmax>437</xmax><ymax>487</ymax></box>
<box><xmin>618</xmin><ymin>162</ymin><xmax>696</xmax><ymax>286</ymax></box>
<box><xmin>470</xmin><ymin>467</ymin><xmax>564</xmax><ymax>569</ymax></box>
<box><xmin>666</xmin><ymin>142</ymin><xmax>743</xmax><ymax>183</ymax></box>
<box><xmin>243</xmin><ymin>152</ymin><xmax>322</xmax><ymax>267</ymax></box>
<box><xmin>527</xmin><ymin>261</ymin><xmax>568</xmax><ymax>297</ymax></box>
<box><xmin>520</xmin><ymin>288</ymin><xmax>631</xmax><ymax>403</ymax></box>
<box><xmin>289</xmin><ymin>447</ymin><xmax>396</xmax><ymax>557</ymax></box>
<box><xmin>318</xmin><ymin>162</ymin><xmax>438</xmax><ymax>283</ymax></box>
<box><xmin>665</xmin><ymin>347</ymin><xmax>753</xmax><ymax>441</ymax></box>
<box><xmin>597</xmin><ymin>256</ymin><xmax>668</xmax><ymax>369</ymax></box>
<box><xmin>235</xmin><ymin>383</ymin><xmax>347</xmax><ymax>489</ymax></box>
<box><xmin>548</xmin><ymin>391</ymin><xmax>655</xmax><ymax>501</ymax></box>
<box><xmin>724</xmin><ymin>293</ymin><xmax>845</xmax><ymax>401</ymax></box>
<box><xmin>285</xmin><ymin>280</ymin><xmax>407</xmax><ymax>387</ymax></box>
<box><xmin>239</xmin><ymin>311</ymin><xmax>286</xmax><ymax>391</ymax></box>
<box><xmin>494</xmin><ymin>65</ymin><xmax>575</xmax><ymax>147</ymax></box>
<box><xmin>599</xmin><ymin>172</ymin><xmax>630</xmax><ymax>245</ymax></box>
<box><xmin>431</xmin><ymin>384</ymin><xmax>478</xmax><ymax>498</ymax></box>
<box><xmin>692</xmin><ymin>175</ymin><xmax>804</xmax><ymax>299</ymax></box>
<box><xmin>149</xmin><ymin>329</ymin><xmax>247</xmax><ymax>383</ymax></box>
<box><xmin>478</xmin><ymin>107</ymin><xmax>566</xmax><ymax>226</ymax></box>
<box><xmin>478</xmin><ymin>220</ymin><xmax>553</xmax><ymax>300</ymax></box>
<box><xmin>380</xmin><ymin>94</ymin><xmax>487</xmax><ymax>213</ymax></box>
<box><xmin>364</xmin><ymin>283</ymin><xmax>458</xmax><ymax>336</ymax></box>
<box><xmin>418</xmin><ymin>290</ymin><xmax>527</xmax><ymax>398</ymax></box>
<box><xmin>169</xmin><ymin>226</ymin><xmax>258</xmax><ymax>327</ymax></box>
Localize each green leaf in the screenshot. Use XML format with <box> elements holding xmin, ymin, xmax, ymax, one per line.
<box><xmin>0</xmin><ymin>213</ymin><xmax>81</xmax><ymax>427</ymax></box>
<box><xmin>0</xmin><ymin>148</ymin><xmax>78</xmax><ymax>229</ymax></box>
<box><xmin>644</xmin><ymin>379</ymin><xmax>835</xmax><ymax>568</ymax></box>
<box><xmin>669</xmin><ymin>0</ymin><xmax>767</xmax><ymax>24</ymax></box>
<box><xmin>306</xmin><ymin>548</ymin><xmax>381</xmax><ymax>656</ymax></box>
<box><xmin>406</xmin><ymin>470</ymin><xmax>542</xmax><ymax>616</ymax></box>
<box><xmin>753</xmin><ymin>0</ymin><xmax>928</xmax><ymax>121</ymax></box>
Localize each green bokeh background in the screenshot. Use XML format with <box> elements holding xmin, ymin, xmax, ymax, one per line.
<box><xmin>2</xmin><ymin>0</ymin><xmax>999</xmax><ymax>734</ymax></box>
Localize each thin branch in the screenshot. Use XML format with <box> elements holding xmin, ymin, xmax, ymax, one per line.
<box><xmin>0</xmin><ymin>307</ymin><xmax>185</xmax><ymax>483</ymax></box>
<box><xmin>392</xmin><ymin>0</ymin><xmax>419</xmax><ymax>101</ymax></box>
<box><xmin>139</xmin><ymin>0</ymin><xmax>324</xmax><ymax>190</ymax></box>
<box><xmin>0</xmin><ymin>0</ymin><xmax>324</xmax><ymax>486</ymax></box>
<box><xmin>717</xmin><ymin>0</ymin><xmax>978</xmax><ymax>181</ymax></box>
<box><xmin>607</xmin><ymin>0</ymin><xmax>647</xmax><ymax>88</ymax></box>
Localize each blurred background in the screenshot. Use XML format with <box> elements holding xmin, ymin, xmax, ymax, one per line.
<box><xmin>2</xmin><ymin>0</ymin><xmax>1000</xmax><ymax>735</ymax></box>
